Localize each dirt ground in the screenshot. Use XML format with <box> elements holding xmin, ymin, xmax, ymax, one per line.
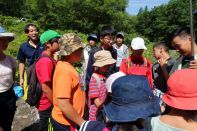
<box><xmin>12</xmin><ymin>99</ymin><xmax>39</xmax><ymax>131</ymax></box>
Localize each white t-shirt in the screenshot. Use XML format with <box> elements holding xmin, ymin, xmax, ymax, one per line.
<box><xmin>0</xmin><ymin>55</ymin><xmax>16</xmax><ymax>93</ymax></box>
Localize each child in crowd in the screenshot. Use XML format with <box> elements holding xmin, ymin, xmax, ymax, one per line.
<box><xmin>51</xmin><ymin>33</ymin><xmax>86</xmax><ymax>130</ymax></box>
<box><xmin>36</xmin><ymin>30</ymin><xmax>61</xmax><ymax>131</ymax></box>
<box><xmin>113</xmin><ymin>32</ymin><xmax>129</xmax><ymax>71</ymax></box>
<box><xmin>89</xmin><ymin>50</ymin><xmax>116</xmax><ymax>120</ymax></box>
<box><xmin>149</xmin><ymin>69</ymin><xmax>197</xmax><ymax>131</ymax></box>
<box><xmin>103</xmin><ymin>75</ymin><xmax>160</xmax><ymax>131</ymax></box>
<box><xmin>0</xmin><ymin>26</ymin><xmax>16</xmax><ymax>131</ymax></box>
<box><xmin>120</xmin><ymin>37</ymin><xmax>153</xmax><ymax>89</ymax></box>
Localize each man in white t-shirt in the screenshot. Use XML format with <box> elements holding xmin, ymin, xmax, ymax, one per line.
<box><xmin>113</xmin><ymin>32</ymin><xmax>129</xmax><ymax>71</ymax></box>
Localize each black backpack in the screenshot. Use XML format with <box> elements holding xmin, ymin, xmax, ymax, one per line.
<box><xmin>26</xmin><ymin>55</ymin><xmax>55</xmax><ymax>106</ymax></box>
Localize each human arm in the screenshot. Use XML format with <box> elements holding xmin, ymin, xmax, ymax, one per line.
<box><xmin>189</xmin><ymin>60</ymin><xmax>197</xmax><ymax>69</ymax></box>
<box><xmin>57</xmin><ymin>98</ymin><xmax>85</xmax><ymax>126</ymax></box>
<box><xmin>19</xmin><ymin>61</ymin><xmax>25</xmax><ymax>86</ymax></box>
<box><xmin>41</xmin><ymin>81</ymin><xmax>53</xmax><ymax>103</ymax></box>
<box><xmin>158</xmin><ymin>58</ymin><xmax>169</xmax><ymax>81</ymax></box>
<box><xmin>94</xmin><ymin>98</ymin><xmax>103</xmax><ymax>108</ymax></box>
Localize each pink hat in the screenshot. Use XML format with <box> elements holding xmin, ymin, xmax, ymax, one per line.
<box><xmin>163</xmin><ymin>69</ymin><xmax>197</xmax><ymax>110</ymax></box>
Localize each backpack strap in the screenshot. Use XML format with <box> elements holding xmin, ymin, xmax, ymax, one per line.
<box><xmin>92</xmin><ymin>73</ymin><xmax>101</xmax><ymax>88</ymax></box>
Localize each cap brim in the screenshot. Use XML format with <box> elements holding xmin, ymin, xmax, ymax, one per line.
<box><xmin>93</xmin><ymin>59</ymin><xmax>116</xmax><ymax>67</ymax></box>
<box><xmin>163</xmin><ymin>93</ymin><xmax>197</xmax><ymax>110</ymax></box>
<box><xmin>131</xmin><ymin>45</ymin><xmax>147</xmax><ymax>50</ymax></box>
<box><xmin>103</xmin><ymin>97</ymin><xmax>160</xmax><ymax>122</ymax></box>
<box><xmin>0</xmin><ymin>33</ymin><xmax>15</xmax><ymax>42</ymax></box>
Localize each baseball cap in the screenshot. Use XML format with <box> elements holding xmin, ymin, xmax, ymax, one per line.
<box><xmin>87</xmin><ymin>34</ymin><xmax>99</xmax><ymax>42</ymax></box>
<box><xmin>131</xmin><ymin>37</ymin><xmax>147</xmax><ymax>50</ymax></box>
<box><xmin>40</xmin><ymin>30</ymin><xmax>62</xmax><ymax>45</ymax></box>
<box><xmin>116</xmin><ymin>32</ymin><xmax>124</xmax><ymax>38</ymax></box>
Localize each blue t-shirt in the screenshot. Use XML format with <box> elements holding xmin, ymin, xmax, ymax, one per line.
<box><xmin>17</xmin><ymin>41</ymin><xmax>44</xmax><ymax>67</ymax></box>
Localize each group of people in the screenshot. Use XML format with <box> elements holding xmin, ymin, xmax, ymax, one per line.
<box><xmin>0</xmin><ymin>23</ymin><xmax>197</xmax><ymax>131</ymax></box>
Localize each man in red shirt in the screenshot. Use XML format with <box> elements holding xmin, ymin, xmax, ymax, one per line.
<box><xmin>35</xmin><ymin>30</ymin><xmax>61</xmax><ymax>131</ymax></box>
<box><xmin>119</xmin><ymin>37</ymin><xmax>153</xmax><ymax>89</ymax></box>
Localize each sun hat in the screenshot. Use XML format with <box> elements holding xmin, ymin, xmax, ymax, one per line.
<box><xmin>40</xmin><ymin>30</ymin><xmax>62</xmax><ymax>45</ymax></box>
<box><xmin>58</xmin><ymin>33</ymin><xmax>84</xmax><ymax>56</ymax></box>
<box><xmin>0</xmin><ymin>26</ymin><xmax>15</xmax><ymax>42</ymax></box>
<box><xmin>104</xmin><ymin>75</ymin><xmax>160</xmax><ymax>122</ymax></box>
<box><xmin>87</xmin><ymin>34</ymin><xmax>99</xmax><ymax>42</ymax></box>
<box><xmin>163</xmin><ymin>69</ymin><xmax>197</xmax><ymax>110</ymax></box>
<box><xmin>93</xmin><ymin>50</ymin><xmax>116</xmax><ymax>67</ymax></box>
<box><xmin>131</xmin><ymin>37</ymin><xmax>147</xmax><ymax>50</ymax></box>
<box><xmin>105</xmin><ymin>71</ymin><xmax>126</xmax><ymax>93</ymax></box>
<box><xmin>116</xmin><ymin>32</ymin><xmax>124</xmax><ymax>38</ymax></box>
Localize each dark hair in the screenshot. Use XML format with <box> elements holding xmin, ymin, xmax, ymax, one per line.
<box><xmin>100</xmin><ymin>25</ymin><xmax>115</xmax><ymax>37</ymax></box>
<box><xmin>172</xmin><ymin>27</ymin><xmax>196</xmax><ymax>41</ymax></box>
<box><xmin>24</xmin><ymin>23</ymin><xmax>39</xmax><ymax>33</ymax></box>
<box><xmin>43</xmin><ymin>37</ymin><xmax>60</xmax><ymax>49</ymax></box>
<box><xmin>153</xmin><ymin>42</ymin><xmax>169</xmax><ymax>53</ymax></box>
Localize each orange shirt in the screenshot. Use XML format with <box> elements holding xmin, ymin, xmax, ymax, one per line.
<box><xmin>52</xmin><ymin>61</ymin><xmax>85</xmax><ymax>125</ymax></box>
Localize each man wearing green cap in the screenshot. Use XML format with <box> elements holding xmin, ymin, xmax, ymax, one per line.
<box><xmin>35</xmin><ymin>30</ymin><xmax>61</xmax><ymax>131</ymax></box>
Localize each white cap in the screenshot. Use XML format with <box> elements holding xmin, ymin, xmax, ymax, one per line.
<box><xmin>131</xmin><ymin>37</ymin><xmax>147</xmax><ymax>50</ymax></box>
<box><xmin>105</xmin><ymin>71</ymin><xmax>126</xmax><ymax>93</ymax></box>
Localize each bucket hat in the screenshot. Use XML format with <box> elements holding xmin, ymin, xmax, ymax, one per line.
<box><xmin>105</xmin><ymin>71</ymin><xmax>125</xmax><ymax>93</ymax></box>
<box><xmin>163</xmin><ymin>69</ymin><xmax>197</xmax><ymax>110</ymax></box>
<box><xmin>93</xmin><ymin>50</ymin><xmax>116</xmax><ymax>67</ymax></box>
<box><xmin>0</xmin><ymin>26</ymin><xmax>15</xmax><ymax>42</ymax></box>
<box><xmin>104</xmin><ymin>75</ymin><xmax>160</xmax><ymax>122</ymax></box>
<box><xmin>87</xmin><ymin>34</ymin><xmax>99</xmax><ymax>42</ymax></box>
<box><xmin>58</xmin><ymin>33</ymin><xmax>84</xmax><ymax>56</ymax></box>
<box><xmin>131</xmin><ymin>37</ymin><xmax>147</xmax><ymax>50</ymax></box>
<box><xmin>40</xmin><ymin>30</ymin><xmax>62</xmax><ymax>45</ymax></box>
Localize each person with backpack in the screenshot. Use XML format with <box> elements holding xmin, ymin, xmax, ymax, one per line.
<box><xmin>88</xmin><ymin>50</ymin><xmax>116</xmax><ymax>120</ymax></box>
<box><xmin>119</xmin><ymin>37</ymin><xmax>153</xmax><ymax>89</ymax></box>
<box><xmin>113</xmin><ymin>32</ymin><xmax>129</xmax><ymax>71</ymax></box>
<box><xmin>85</xmin><ymin>26</ymin><xmax>117</xmax><ymax>90</ymax></box>
<box><xmin>51</xmin><ymin>33</ymin><xmax>86</xmax><ymax>130</ymax></box>
<box><xmin>35</xmin><ymin>30</ymin><xmax>61</xmax><ymax>131</ymax></box>
<box><xmin>0</xmin><ymin>26</ymin><xmax>16</xmax><ymax>131</ymax></box>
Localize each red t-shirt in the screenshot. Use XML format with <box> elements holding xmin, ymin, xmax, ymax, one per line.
<box><xmin>36</xmin><ymin>52</ymin><xmax>56</xmax><ymax>111</ymax></box>
<box><xmin>120</xmin><ymin>54</ymin><xmax>153</xmax><ymax>89</ymax></box>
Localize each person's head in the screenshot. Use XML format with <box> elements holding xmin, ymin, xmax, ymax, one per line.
<box><xmin>163</xmin><ymin>69</ymin><xmax>197</xmax><ymax>121</ymax></box>
<box><xmin>40</xmin><ymin>30</ymin><xmax>61</xmax><ymax>53</ymax></box>
<box><xmin>100</xmin><ymin>26</ymin><xmax>115</xmax><ymax>49</ymax></box>
<box><xmin>24</xmin><ymin>23</ymin><xmax>39</xmax><ymax>42</ymax></box>
<box><xmin>58</xmin><ymin>33</ymin><xmax>84</xmax><ymax>64</ymax></box>
<box><xmin>130</xmin><ymin>37</ymin><xmax>147</xmax><ymax>57</ymax></box>
<box><xmin>87</xmin><ymin>34</ymin><xmax>98</xmax><ymax>47</ymax></box>
<box><xmin>116</xmin><ymin>32</ymin><xmax>124</xmax><ymax>47</ymax></box>
<box><xmin>104</xmin><ymin>75</ymin><xmax>160</xmax><ymax>123</ymax></box>
<box><xmin>171</xmin><ymin>27</ymin><xmax>196</xmax><ymax>57</ymax></box>
<box><xmin>153</xmin><ymin>42</ymin><xmax>169</xmax><ymax>60</ymax></box>
<box><xmin>0</xmin><ymin>26</ymin><xmax>15</xmax><ymax>52</ymax></box>
<box><xmin>93</xmin><ymin>50</ymin><xmax>116</xmax><ymax>74</ymax></box>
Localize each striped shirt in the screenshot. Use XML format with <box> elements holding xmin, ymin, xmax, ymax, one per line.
<box><xmin>88</xmin><ymin>73</ymin><xmax>107</xmax><ymax>120</ymax></box>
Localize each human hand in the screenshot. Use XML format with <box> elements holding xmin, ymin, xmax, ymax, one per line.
<box><xmin>158</xmin><ymin>58</ymin><xmax>168</xmax><ymax>67</ymax></box>
<box><xmin>189</xmin><ymin>60</ymin><xmax>197</xmax><ymax>69</ymax></box>
<box><xmin>19</xmin><ymin>78</ymin><xmax>24</xmax><ymax>87</ymax></box>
